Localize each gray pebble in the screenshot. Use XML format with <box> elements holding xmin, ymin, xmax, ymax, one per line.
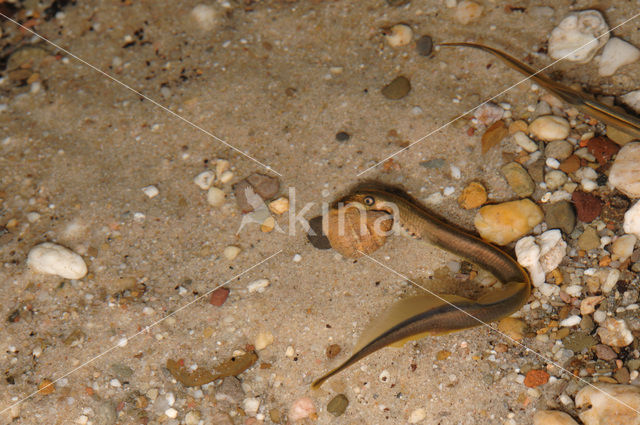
<box><xmin>416</xmin><ymin>35</ymin><xmax>433</xmax><ymax>56</ymax></box>
<box><xmin>307</xmin><ymin>216</ymin><xmax>331</xmax><ymax>250</ymax></box>
<box><xmin>545</xmin><ymin>140</ymin><xmax>574</xmax><ymax>161</ymax></box>
<box><xmin>327</xmin><ymin>394</ymin><xmax>349</xmax><ymax>416</ymax></box>
<box><xmin>420</xmin><ymin>158</ymin><xmax>446</xmax><ymax>169</ymax></box>
<box><xmin>544</xmin><ymin>201</ymin><xmax>576</xmax><ymax>234</ymax></box>
<box><xmin>382</xmin><ymin>76</ymin><xmax>411</xmax><ymax>100</ymax></box>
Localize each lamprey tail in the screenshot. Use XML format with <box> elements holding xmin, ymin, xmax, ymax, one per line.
<box><xmin>439</xmin><ymin>42</ymin><xmax>640</xmax><ymax>139</ymax></box>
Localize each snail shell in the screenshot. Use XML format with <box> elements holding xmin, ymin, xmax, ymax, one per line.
<box><xmin>325</xmin><ymin>205</ymin><xmax>393</xmax><ymax>258</ymax></box>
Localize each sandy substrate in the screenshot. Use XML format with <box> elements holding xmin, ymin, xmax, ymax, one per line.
<box><xmin>2</xmin><ymin>1</ymin><xmax>640</xmax><ymax>424</ymax></box>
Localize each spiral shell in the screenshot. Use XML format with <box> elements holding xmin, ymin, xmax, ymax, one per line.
<box><xmin>325</xmin><ymin>205</ymin><xmax>393</xmax><ymax>258</ymax></box>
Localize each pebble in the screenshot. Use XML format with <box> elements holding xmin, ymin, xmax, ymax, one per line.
<box><xmin>544</xmin><ymin>201</ymin><xmax>576</xmax><ymax>234</ymax></box>
<box><xmin>191</xmin><ymin>4</ymin><xmax>217</xmax><ymax>31</ymax></box>
<box><xmin>597</xmin><ymin>318</ymin><xmax>634</xmax><ymax>347</ymax></box>
<box><xmin>385</xmin><ymin>24</ymin><xmax>412</xmax><ymax>47</ymax></box>
<box><xmin>575</xmin><ymin>383</ymin><xmax>640</xmax><ymax>424</ymax></box>
<box><xmin>545</xmin><ymin>140</ymin><xmax>573</xmax><ymax>161</ymax></box>
<box><xmin>233</xmin><ymin>174</ymin><xmax>280</xmax><ymax>213</ymax></box>
<box><xmin>474</xmin><ymin>199</ymin><xmax>544</xmax><ymax>245</ymax></box>
<box><xmin>142</xmin><ymin>185</ymin><xmax>159</xmax><ymax>198</ymax></box>
<box><xmin>37</xmin><ymin>379</ymin><xmax>55</xmax><ymax>395</ymax></box>
<box><xmin>481</xmin><ymin>120</ymin><xmax>508</xmax><ymax>153</ymax></box>
<box><xmin>537</xmin><ymin>229</ymin><xmax>567</xmax><ymax>273</ymax></box>
<box><xmin>533</xmin><ymin>410</ymin><xmax>580</xmax><ymax>425</ymax></box>
<box><xmin>512</xmin><ymin>131</ymin><xmax>538</xmax><ymax>152</ymax></box>
<box><xmin>415</xmin><ymin>35</ymin><xmax>433</xmax><ymax>56</ymax></box>
<box><xmin>307</xmin><ymin>216</ymin><xmax>331</xmax><ymax>249</ymax></box>
<box><xmin>586</xmin><ymin>136</ymin><xmax>619</xmax><ymax>164</ymax></box>
<box><xmin>27</xmin><ymin>243</ymin><xmax>87</xmax><ymax>279</ymax></box>
<box><xmin>454</xmin><ymin>1</ymin><xmax>483</xmax><ymax>25</ymax></box>
<box><xmin>269</xmin><ymin>197</ymin><xmax>289</xmax><ymax>215</ymax></box>
<box><xmin>611</xmin><ymin>234</ymin><xmax>637</xmax><ymax>261</ymax></box>
<box><xmin>254</xmin><ymin>332</ymin><xmax>274</xmax><ymax>350</ymax></box>
<box><xmin>474</xmin><ymin>102</ymin><xmax>504</xmax><ymax>127</ymax></box>
<box><xmin>408</xmin><ymin>407</ymin><xmax>427</xmax><ymax>423</ymax></box>
<box><xmin>247</xmin><ymin>278</ymin><xmax>270</xmax><ymax>293</ymax></box>
<box><xmin>577</xmin><ymin>226</ymin><xmax>600</xmax><ymax>251</ymax></box>
<box><xmin>501</xmin><ymin>162</ymin><xmax>535</xmax><ymax>197</ymax></box>
<box><xmin>335</xmin><ymin>131</ymin><xmax>350</xmax><ymax>142</ymax></box>
<box><xmin>223</xmin><ymin>245</ymin><xmax>241</xmax><ymax>260</ymax></box>
<box><xmin>497</xmin><ymin>317</ymin><xmax>525</xmax><ymax>341</ymax></box>
<box><xmin>529</xmin><ymin>116</ymin><xmax>570</xmax><ymax>141</ymax></box>
<box><xmin>548</xmin><ymin>10</ymin><xmax>609</xmax><ymax>63</ymax></box>
<box><xmin>609</xmin><ymin>142</ymin><xmax>640</xmax><ymax>197</ymax></box>
<box><xmin>381</xmin><ymin>76</ymin><xmax>411</xmax><ymax>100</ymax></box>
<box><xmin>624</xmin><ymin>201</ymin><xmax>640</xmax><ymax>238</ymax></box>
<box><xmin>219</xmin><ymin>170</ymin><xmax>233</xmax><ymax>183</ymax></box>
<box><xmin>207</xmin><ymin>187</ymin><xmax>226</xmax><ymax>207</ymax></box>
<box><xmin>209</xmin><ymin>287</ymin><xmax>229</xmax><ymax>306</ymax></box>
<box><xmin>194</xmin><ymin>171</ymin><xmax>215</xmax><ymax>190</ymax></box>
<box><xmin>243</xmin><ymin>397</ymin><xmax>260</xmax><ymax>416</ymax></box>
<box><xmin>184</xmin><ymin>411</ymin><xmax>201</xmax><ymax>425</ymax></box>
<box><xmin>420</xmin><ymin>158</ymin><xmax>446</xmax><ymax>169</ymax></box>
<box><xmin>560</xmin><ymin>315</ymin><xmax>581</xmax><ymax>327</ymax></box>
<box><xmin>524</xmin><ymin>369</ymin><xmax>550</xmax><ymax>388</ymax></box>
<box><xmin>571</xmin><ymin>191</ymin><xmax>602</xmax><ymax>223</ymax></box>
<box><xmin>326</xmin><ymin>394</ymin><xmax>349</xmax><ymax>417</ymax></box>
<box><xmin>598</xmin><ymin>37</ymin><xmax>640</xmax><ymax>77</ymax></box>
<box><xmin>581</xmin><ymin>296</ymin><xmax>604</xmax><ymax>315</ymax></box>
<box><xmin>288</xmin><ymin>397</ymin><xmax>316</xmax><ymax>422</ymax></box>
<box><xmin>594</xmin><ymin>344</ymin><xmax>617</xmax><ymax>361</ymax></box>
<box><xmin>559</xmin><ymin>155</ymin><xmax>581</xmax><ymax>174</ymax></box>
<box><xmin>621</xmin><ymin>90</ymin><xmax>640</xmax><ymax>113</ymax></box>
<box><xmin>545</xmin><ymin>170</ymin><xmax>568</xmax><ymax>191</ymax></box>
<box><xmin>164</xmin><ymin>408</ymin><xmax>178</xmax><ymax>419</ymax></box>
<box><xmin>457</xmin><ymin>181</ymin><xmax>487</xmax><ymax>209</ymax></box>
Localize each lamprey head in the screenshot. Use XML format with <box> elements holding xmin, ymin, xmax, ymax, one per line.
<box><xmin>337</xmin><ymin>189</ymin><xmax>399</xmax><ymax>216</ymax></box>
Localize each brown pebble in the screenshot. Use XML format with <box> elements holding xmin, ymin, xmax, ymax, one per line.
<box><xmin>233</xmin><ymin>173</ymin><xmax>280</xmax><ymax>213</ymax></box>
<box><xmin>458</xmin><ymin>181</ymin><xmax>487</xmax><ymax>209</ymax></box>
<box><xmin>436</xmin><ymin>350</ymin><xmax>452</xmax><ymax>361</ymax></box>
<box><xmin>524</xmin><ymin>369</ymin><xmax>549</xmax><ymax>388</ymax></box>
<box><xmin>38</xmin><ymin>379</ymin><xmax>55</xmax><ymax>395</ymax></box>
<box><xmin>559</xmin><ymin>155</ymin><xmax>581</xmax><ymax>174</ymax></box>
<box><xmin>326</xmin><ymin>394</ymin><xmax>349</xmax><ymax>417</ymax></box>
<box><xmin>572</xmin><ymin>191</ymin><xmax>602</xmax><ymax>223</ymax></box>
<box><xmin>381</xmin><ymin>76</ymin><xmax>411</xmax><ymax>100</ymax></box>
<box><xmin>326</xmin><ymin>344</ymin><xmax>341</xmax><ymax>359</ymax></box>
<box><xmin>614</xmin><ymin>366</ymin><xmax>630</xmax><ymax>384</ymax></box>
<box><xmin>307</xmin><ymin>216</ymin><xmax>331</xmax><ymax>250</ymax></box>
<box><xmin>587</xmin><ymin>136</ymin><xmax>620</xmax><ymax>164</ymax></box>
<box><xmin>209</xmin><ymin>287</ymin><xmax>230</xmax><ymax>306</ymax></box>
<box><xmin>594</xmin><ymin>344</ymin><xmax>617</xmax><ymax>361</ymax></box>
<box><xmin>481</xmin><ymin>120</ymin><xmax>508</xmax><ymax>154</ymax></box>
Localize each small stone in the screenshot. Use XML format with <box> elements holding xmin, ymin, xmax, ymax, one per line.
<box><xmin>247</xmin><ymin>278</ymin><xmax>270</xmax><ymax>293</ymax></box>
<box><xmin>191</xmin><ymin>4</ymin><xmax>217</xmax><ymax>31</ymax></box>
<box><xmin>559</xmin><ymin>155</ymin><xmax>581</xmax><ymax>174</ymax></box>
<box><xmin>206</xmin><ymin>187</ymin><xmax>226</xmax><ymax>207</ymax></box>
<box><xmin>142</xmin><ymin>185</ymin><xmax>159</xmax><ymax>198</ymax></box>
<box><xmin>572</xmin><ymin>191</ymin><xmax>602</xmax><ymax>223</ymax></box>
<box><xmin>501</xmin><ymin>162</ymin><xmax>535</xmax><ymax>197</ymax></box>
<box><xmin>254</xmin><ymin>332</ymin><xmax>274</xmax><ymax>350</ymax></box>
<box><xmin>614</xmin><ymin>367</ymin><xmax>630</xmax><ymax>384</ymax></box>
<box><xmin>625</xmin><ymin>201</ymin><xmax>640</xmax><ymax>238</ymax></box>
<box><xmin>326</xmin><ymin>344</ymin><xmax>341</xmax><ymax>359</ymax></box>
<box><xmin>481</xmin><ymin>120</ymin><xmax>508</xmax><ymax>153</ymax></box>
<box><xmin>474</xmin><ymin>102</ymin><xmax>504</xmax><ymax>127</ymax></box>
<box><xmin>415</xmin><ymin>35</ymin><xmax>433</xmax><ymax>56</ymax></box>
<box><xmin>243</xmin><ymin>397</ymin><xmax>261</xmax><ymax>416</ymax></box>
<box><xmin>524</xmin><ymin>369</ymin><xmax>550</xmax><ymax>388</ymax></box>
<box><xmin>260</xmin><ymin>215</ymin><xmax>276</xmax><ymax>232</ymax></box>
<box><xmin>611</xmin><ymin>234</ymin><xmax>637</xmax><ymax>261</ymax></box>
<box><xmin>335</xmin><ymin>131</ymin><xmax>350</xmax><ymax>142</ymax></box>
<box><xmin>233</xmin><ymin>174</ymin><xmax>279</xmax><ymax>213</ymax></box>
<box><xmin>385</xmin><ymin>24</ymin><xmax>412</xmax><ymax>47</ymax></box>
<box><xmin>223</xmin><ymin>245</ymin><xmax>241</xmax><ymax>260</ymax></box>
<box><xmin>545</xmin><ymin>170</ymin><xmax>568</xmax><ymax>191</ymax></box>
<box><xmin>533</xmin><ymin>410</ymin><xmax>580</xmax><ymax>425</ymax></box>
<box><xmin>27</xmin><ymin>243</ymin><xmax>87</xmax><ymax>279</ymax></box>
<box><xmin>609</xmin><ymin>142</ymin><xmax>640</xmax><ymax>197</ymax></box>
<box><xmin>621</xmin><ymin>90</ymin><xmax>640</xmax><ymax>114</ymax></box>
<box><xmin>512</xmin><ymin>131</ymin><xmax>538</xmax><ymax>152</ymax></box>
<box><xmin>194</xmin><ymin>170</ymin><xmax>215</xmax><ymax>190</ymax></box>
<box><xmin>560</xmin><ymin>315</ymin><xmax>581</xmax><ymax>327</ymax></box>
<box><xmin>586</xmin><ymin>136</ymin><xmax>619</xmax><ymax>164</ymax></box>
<box><xmin>474</xmin><ymin>199</ymin><xmax>544</xmax><ymax>245</ymax></box>
<box><xmin>209</xmin><ymin>287</ymin><xmax>230</xmax><ymax>307</ymax></box>
<box><xmin>419</xmin><ymin>158</ymin><xmax>446</xmax><ymax>169</ymax></box>
<box><xmin>326</xmin><ymin>394</ymin><xmax>349</xmax><ymax>417</ymax></box>
<box><xmin>457</xmin><ymin>181</ymin><xmax>487</xmax><ymax>209</ymax></box>
<box><xmin>165</xmin><ymin>408</ymin><xmax>178</xmax><ymax>419</ymax></box>
<box><xmin>529</xmin><ymin>116</ymin><xmax>570</xmax><ymax>141</ymax></box>
<box><xmin>598</xmin><ymin>37</ymin><xmax>640</xmax><ymax>77</ymax></box>
<box><xmin>562</xmin><ymin>332</ymin><xmax>597</xmax><ymax>352</ymax></box>
<box><xmin>185</xmin><ymin>411</ymin><xmax>201</xmax><ymax>425</ymax></box>
<box><xmin>38</xmin><ymin>379</ymin><xmax>55</xmax><ymax>395</ymax></box>
<box><xmin>545</xmin><ymin>201</ymin><xmax>576</xmax><ymax>234</ymax></box>
<box><xmin>269</xmin><ymin>197</ymin><xmax>289</xmax><ymax>215</ymax></box>
<box><xmin>382</xmin><ymin>76</ymin><xmax>411</xmax><ymax>100</ymax></box>
<box><xmin>594</xmin><ymin>344</ymin><xmax>617</xmax><ymax>361</ymax></box>
<box><xmin>436</xmin><ymin>350</ymin><xmax>452</xmax><ymax>361</ymax></box>
<box><xmin>497</xmin><ymin>317</ymin><xmax>525</xmax><ymax>341</ymax></box>
<box><xmin>454</xmin><ymin>0</ymin><xmax>483</xmax><ymax>25</ymax></box>
<box><xmin>576</xmin><ymin>383</ymin><xmax>640</xmax><ymax>425</ymax></box>
<box><xmin>581</xmin><ymin>296</ymin><xmax>604</xmax><ymax>315</ymax></box>
<box><xmin>545</xmin><ymin>140</ymin><xmax>574</xmax><ymax>161</ymax></box>
<box><xmin>548</xmin><ymin>10</ymin><xmax>609</xmax><ymax>63</ymax></box>
<box><xmin>509</xmin><ymin>120</ymin><xmax>529</xmax><ymax>134</ymax></box>
<box><xmin>219</xmin><ymin>170</ymin><xmax>233</xmax><ymax>183</ymax></box>
<box><xmin>577</xmin><ymin>226</ymin><xmax>600</xmax><ymax>251</ymax></box>
<box><xmin>307</xmin><ymin>216</ymin><xmax>331</xmax><ymax>249</ymax></box>
<box><xmin>288</xmin><ymin>397</ymin><xmax>316</xmax><ymax>422</ymax></box>
<box><xmin>408</xmin><ymin>408</ymin><xmax>427</xmax><ymax>423</ymax></box>
<box><xmin>597</xmin><ymin>318</ymin><xmax>634</xmax><ymax>347</ymax></box>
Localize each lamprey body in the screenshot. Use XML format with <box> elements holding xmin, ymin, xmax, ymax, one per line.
<box><xmin>311</xmin><ymin>187</ymin><xmax>531</xmax><ymax>389</ymax></box>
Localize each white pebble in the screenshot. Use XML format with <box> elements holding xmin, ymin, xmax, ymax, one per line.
<box><xmin>385</xmin><ymin>24</ymin><xmax>413</xmax><ymax>48</ymax></box>
<box><xmin>621</xmin><ymin>90</ymin><xmax>640</xmax><ymax>114</ymax></box>
<box><xmin>611</xmin><ymin>234</ymin><xmax>636</xmax><ymax>261</ymax></box>
<box><xmin>593</xmin><ymin>310</ymin><xmax>607</xmax><ymax>323</ymax></box>
<box><xmin>565</xmin><ymin>285</ymin><xmax>583</xmax><ymax>297</ymax></box>
<box><xmin>560</xmin><ymin>315</ymin><xmax>581</xmax><ymax>327</ymax></box>
<box><xmin>285</xmin><ymin>346</ymin><xmax>295</xmax><ymax>357</ymax></box>
<box><xmin>454</xmin><ymin>1</ymin><xmax>484</xmax><ymax>25</ymax></box>
<box><xmin>247</xmin><ymin>278</ymin><xmax>270</xmax><ymax>293</ymax></box>
<box><xmin>610</xmin><ymin>142</ymin><xmax>640</xmax><ymax>198</ymax></box>
<box><xmin>598</xmin><ymin>37</ymin><xmax>640</xmax><ymax>77</ymax></box>
<box><xmin>512</xmin><ymin>131</ymin><xmax>538</xmax><ymax>152</ymax></box>
<box><xmin>166</xmin><ymin>392</ymin><xmax>175</xmax><ymax>406</ymax></box>
<box><xmin>223</xmin><ymin>245</ymin><xmax>241</xmax><ymax>260</ymax></box>
<box><xmin>193</xmin><ymin>171</ymin><xmax>215</xmax><ymax>190</ymax></box>
<box><xmin>142</xmin><ymin>185</ymin><xmax>159</xmax><ymax>198</ymax></box>
<box><xmin>443</xmin><ymin>186</ymin><xmax>455</xmax><ymax>196</ymax></box>
<box><xmin>254</xmin><ymin>332</ymin><xmax>274</xmax><ymax>351</ymax></box>
<box><xmin>190</xmin><ymin>4</ymin><xmax>217</xmax><ymax>31</ymax></box>
<box><xmin>219</xmin><ymin>170</ymin><xmax>234</xmax><ymax>183</ymax></box>
<box><xmin>581</xmin><ymin>179</ymin><xmax>597</xmax><ymax>192</ymax></box>
<box><xmin>27</xmin><ymin>243</ymin><xmax>87</xmax><ymax>279</ymax></box>
<box><xmin>164</xmin><ymin>408</ymin><xmax>178</xmax><ymax>419</ymax></box>
<box><xmin>530</xmin><ymin>116</ymin><xmax>570</xmax><ymax>141</ymax></box>
<box><xmin>408</xmin><ymin>408</ymin><xmax>427</xmax><ymax>423</ymax></box>
<box><xmin>625</xmin><ymin>201</ymin><xmax>640</xmax><ymax>238</ymax></box>
<box><xmin>206</xmin><ymin>187</ymin><xmax>226</xmax><ymax>207</ymax></box>
<box><xmin>109</xmin><ymin>379</ymin><xmax>121</xmax><ymax>387</ymax></box>
<box><xmin>450</xmin><ymin>165</ymin><xmax>461</xmax><ymax>179</ymax></box>
<box><xmin>379</xmin><ymin>369</ymin><xmax>391</xmax><ymax>382</ymax></box>
<box><xmin>548</xmin><ymin>10</ymin><xmax>609</xmax><ymax>63</ymax></box>
<box><xmin>292</xmin><ymin>254</ymin><xmax>302</xmax><ymax>262</ymax></box>
<box><xmin>545</xmin><ymin>158</ymin><xmax>560</xmax><ymax>169</ymax></box>
<box><xmin>243</xmin><ymin>397</ymin><xmax>260</xmax><ymax>416</ymax></box>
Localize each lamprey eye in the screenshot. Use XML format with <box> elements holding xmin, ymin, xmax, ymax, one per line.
<box><xmin>364</xmin><ymin>196</ymin><xmax>375</xmax><ymax>206</ymax></box>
